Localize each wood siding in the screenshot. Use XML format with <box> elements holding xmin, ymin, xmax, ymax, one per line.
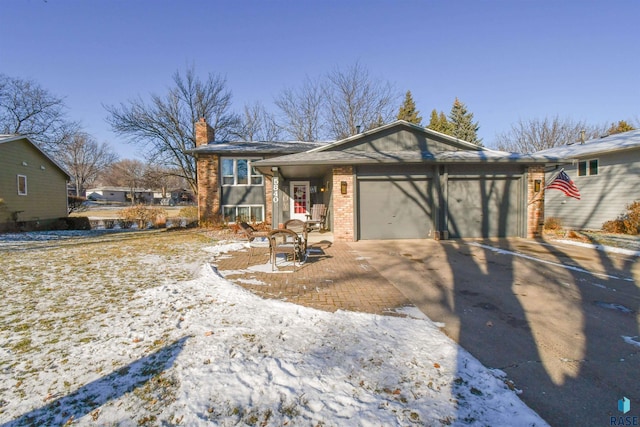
<box><xmin>545</xmin><ymin>149</ymin><xmax>640</xmax><ymax>230</ymax></box>
<box><xmin>0</xmin><ymin>139</ymin><xmax>68</xmax><ymax>226</ymax></box>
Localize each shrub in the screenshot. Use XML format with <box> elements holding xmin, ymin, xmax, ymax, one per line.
<box><xmin>544</xmin><ymin>217</ymin><xmax>562</xmax><ymax>231</ymax></box>
<box><xmin>177</xmin><ymin>206</ymin><xmax>198</xmax><ymax>228</ymax></box>
<box><xmin>118</xmin><ymin>205</ymin><xmax>167</xmax><ymax>230</ymax></box>
<box><xmin>68</xmin><ymin>195</ymin><xmax>87</xmax><ymax>214</ymax></box>
<box><xmin>64</xmin><ymin>216</ymin><xmax>91</xmax><ymax>230</ymax></box>
<box><xmin>602</xmin><ymin>200</ymin><xmax>640</xmax><ymax>235</ymax></box>
<box><xmin>602</xmin><ymin>219</ymin><xmax>627</xmax><ymax>234</ymax></box>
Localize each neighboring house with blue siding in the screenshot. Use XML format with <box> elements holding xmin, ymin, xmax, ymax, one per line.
<box><xmin>536</xmin><ymin>129</ymin><xmax>640</xmax><ymax>230</ymax></box>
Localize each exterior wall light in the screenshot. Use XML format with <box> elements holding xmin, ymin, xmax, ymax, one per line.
<box><xmin>534</xmin><ymin>179</ymin><xmax>541</xmax><ymax>192</ymax></box>
<box><xmin>341</xmin><ymin>181</ymin><xmax>347</xmax><ymax>195</ymax></box>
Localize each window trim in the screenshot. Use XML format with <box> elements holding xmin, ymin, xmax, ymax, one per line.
<box><xmin>577</xmin><ymin>158</ymin><xmax>598</xmax><ymax>177</ymax></box>
<box><xmin>17</xmin><ymin>174</ymin><xmax>27</xmax><ymax>196</ymax></box>
<box><xmin>222</xmin><ymin>205</ymin><xmax>265</xmax><ymax>223</ymax></box>
<box><xmin>221</xmin><ymin>157</ymin><xmax>264</xmax><ymax>187</ymax></box>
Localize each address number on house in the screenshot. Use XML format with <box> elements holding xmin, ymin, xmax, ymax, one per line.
<box><xmin>272</xmin><ymin>177</ymin><xmax>279</xmax><ymax>204</ymax></box>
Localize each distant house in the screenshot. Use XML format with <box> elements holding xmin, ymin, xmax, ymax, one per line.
<box><xmin>189</xmin><ymin>119</ymin><xmax>559</xmax><ymax>240</ymax></box>
<box><xmin>0</xmin><ymin>135</ymin><xmax>71</xmax><ymax>231</ymax></box>
<box><xmin>86</xmin><ymin>187</ymin><xmax>154</xmax><ymax>204</ymax></box>
<box><xmin>536</xmin><ymin>129</ymin><xmax>640</xmax><ymax>230</ymax></box>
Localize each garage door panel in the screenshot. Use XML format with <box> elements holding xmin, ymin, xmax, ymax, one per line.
<box><xmin>447</xmin><ymin>177</ymin><xmax>521</xmax><ymax>238</ymax></box>
<box><xmin>358</xmin><ymin>179</ymin><xmax>433</xmax><ymax>240</ymax></box>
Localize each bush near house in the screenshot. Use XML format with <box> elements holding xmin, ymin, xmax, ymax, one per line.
<box><xmin>602</xmin><ymin>201</ymin><xmax>640</xmax><ymax>235</ymax></box>
<box><xmin>118</xmin><ymin>205</ymin><xmax>168</xmax><ymax>229</ymax></box>
<box><xmin>544</xmin><ymin>217</ymin><xmax>563</xmax><ymax>231</ymax></box>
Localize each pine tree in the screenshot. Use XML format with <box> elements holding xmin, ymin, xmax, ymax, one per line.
<box><xmin>397</xmin><ymin>90</ymin><xmax>422</xmax><ymax>124</ymax></box>
<box><xmin>607</xmin><ymin>120</ymin><xmax>635</xmax><ymax>135</ymax></box>
<box><xmin>448</xmin><ymin>97</ymin><xmax>481</xmax><ymax>145</ymax></box>
<box><xmin>427</xmin><ymin>109</ymin><xmax>452</xmax><ymax>135</ymax></box>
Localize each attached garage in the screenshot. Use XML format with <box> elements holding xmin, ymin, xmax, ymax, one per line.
<box><xmin>252</xmin><ymin>121</ymin><xmax>553</xmax><ymax>242</ymax></box>
<box><xmin>446</xmin><ymin>167</ymin><xmax>525</xmax><ymax>238</ymax></box>
<box><xmin>357</xmin><ymin>170</ymin><xmax>434</xmax><ymax>239</ymax></box>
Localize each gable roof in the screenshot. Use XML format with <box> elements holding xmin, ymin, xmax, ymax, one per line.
<box><xmin>308</xmin><ymin>120</ymin><xmax>486</xmax><ymax>153</ymax></box>
<box><xmin>186</xmin><ymin>140</ymin><xmax>328</xmax><ymax>155</ymax></box>
<box><xmin>535</xmin><ymin>129</ymin><xmax>640</xmax><ymax>158</ymax></box>
<box><xmin>0</xmin><ymin>134</ymin><xmax>71</xmax><ymax>179</ymax></box>
<box><xmin>253</xmin><ymin>120</ymin><xmax>560</xmax><ymax>167</ymax></box>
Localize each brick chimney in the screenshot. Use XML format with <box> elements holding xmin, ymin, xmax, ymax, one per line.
<box><xmin>195</xmin><ymin>117</ymin><xmax>215</xmax><ymax>146</ymax></box>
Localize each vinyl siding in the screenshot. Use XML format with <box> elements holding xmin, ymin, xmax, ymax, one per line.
<box><xmin>545</xmin><ymin>149</ymin><xmax>640</xmax><ymax>230</ymax></box>
<box><xmin>0</xmin><ymin>139</ymin><xmax>68</xmax><ymax>225</ymax></box>
<box><xmin>331</xmin><ymin>128</ymin><xmax>464</xmax><ymax>154</ymax></box>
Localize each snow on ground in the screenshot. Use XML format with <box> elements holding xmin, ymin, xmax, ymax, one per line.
<box><xmin>0</xmin><ymin>232</ymin><xmax>549</xmax><ymax>426</ymax></box>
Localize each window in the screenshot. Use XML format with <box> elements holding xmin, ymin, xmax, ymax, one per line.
<box><xmin>221</xmin><ymin>158</ymin><xmax>263</xmax><ymax>186</ymax></box>
<box><xmin>577</xmin><ymin>159</ymin><xmax>598</xmax><ymax>176</ymax></box>
<box><xmin>222</xmin><ymin>205</ymin><xmax>264</xmax><ymax>223</ymax></box>
<box><xmin>17</xmin><ymin>175</ymin><xmax>27</xmax><ymax>195</ymax></box>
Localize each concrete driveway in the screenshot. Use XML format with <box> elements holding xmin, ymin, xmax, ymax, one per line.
<box><xmin>350</xmin><ymin>238</ymin><xmax>640</xmax><ymax>427</ymax></box>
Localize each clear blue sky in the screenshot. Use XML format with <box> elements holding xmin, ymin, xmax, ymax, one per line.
<box><xmin>2</xmin><ymin>0</ymin><xmax>638</xmax><ymax>158</ymax></box>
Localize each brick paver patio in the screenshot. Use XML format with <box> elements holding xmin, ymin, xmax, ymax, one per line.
<box><xmin>212</xmin><ymin>234</ymin><xmax>413</xmax><ymax>316</ymax></box>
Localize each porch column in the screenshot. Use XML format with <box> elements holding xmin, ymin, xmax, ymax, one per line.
<box><xmin>527</xmin><ymin>165</ymin><xmax>545</xmax><ymax>238</ymax></box>
<box><xmin>332</xmin><ymin>166</ymin><xmax>355</xmax><ymax>242</ymax></box>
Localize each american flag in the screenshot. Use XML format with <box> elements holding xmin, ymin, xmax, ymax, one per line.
<box><xmin>546</xmin><ymin>170</ymin><xmax>581</xmax><ymax>200</ymax></box>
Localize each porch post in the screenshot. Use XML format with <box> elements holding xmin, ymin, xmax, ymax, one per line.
<box><xmin>332</xmin><ymin>166</ymin><xmax>355</xmax><ymax>242</ymax></box>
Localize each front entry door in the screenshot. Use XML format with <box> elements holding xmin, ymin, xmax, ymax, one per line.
<box><xmin>290</xmin><ymin>181</ymin><xmax>310</xmax><ymax>221</ymax></box>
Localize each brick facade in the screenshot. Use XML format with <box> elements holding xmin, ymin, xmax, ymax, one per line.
<box><xmin>264</xmin><ymin>175</ymin><xmax>273</xmax><ymax>226</ymax></box>
<box><xmin>332</xmin><ymin>166</ymin><xmax>355</xmax><ymax>242</ymax></box>
<box><xmin>526</xmin><ymin>165</ymin><xmax>545</xmax><ymax>238</ymax></box>
<box><xmin>197</xmin><ymin>154</ymin><xmax>219</xmax><ymax>225</ymax></box>
<box><xmin>194</xmin><ymin>118</ymin><xmax>220</xmax><ymax>225</ymax></box>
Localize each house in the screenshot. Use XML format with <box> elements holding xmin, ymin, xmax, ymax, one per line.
<box><xmin>0</xmin><ymin>135</ymin><xmax>71</xmax><ymax>231</ymax></box>
<box><xmin>190</xmin><ymin>119</ymin><xmax>560</xmax><ymax>241</ymax></box>
<box><xmin>187</xmin><ymin>118</ymin><xmax>326</xmax><ymax>225</ymax></box>
<box><xmin>86</xmin><ymin>187</ymin><xmax>155</xmax><ymax>204</ymax></box>
<box><xmin>536</xmin><ymin>129</ymin><xmax>640</xmax><ymax>230</ymax></box>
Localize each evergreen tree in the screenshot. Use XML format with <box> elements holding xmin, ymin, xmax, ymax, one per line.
<box><xmin>607</xmin><ymin>120</ymin><xmax>635</xmax><ymax>135</ymax></box>
<box><xmin>448</xmin><ymin>97</ymin><xmax>481</xmax><ymax>145</ymax></box>
<box><xmin>397</xmin><ymin>90</ymin><xmax>422</xmax><ymax>124</ymax></box>
<box><xmin>427</xmin><ymin>109</ymin><xmax>452</xmax><ymax>135</ymax></box>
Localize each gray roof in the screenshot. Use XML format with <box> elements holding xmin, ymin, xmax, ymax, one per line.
<box><xmin>535</xmin><ymin>129</ymin><xmax>640</xmax><ymax>158</ymax></box>
<box><xmin>186</xmin><ymin>140</ymin><xmax>328</xmax><ymax>155</ymax></box>
<box><xmin>0</xmin><ymin>134</ymin><xmax>71</xmax><ymax>179</ymax></box>
<box><xmin>253</xmin><ymin>148</ymin><xmax>561</xmax><ymax>166</ymax></box>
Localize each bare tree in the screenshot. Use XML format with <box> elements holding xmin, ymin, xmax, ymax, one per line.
<box><xmin>101</xmin><ymin>159</ymin><xmax>147</xmax><ymax>205</ymax></box>
<box><xmin>324</xmin><ymin>62</ymin><xmax>399</xmax><ymax>139</ymax></box>
<box><xmin>275</xmin><ymin>76</ymin><xmax>325</xmax><ymax>141</ymax></box>
<box><xmin>105</xmin><ymin>66</ymin><xmax>240</xmax><ymax>194</ymax></box>
<box><xmin>238</xmin><ymin>101</ymin><xmax>282</xmax><ymax>141</ymax></box>
<box><xmin>494</xmin><ymin>116</ymin><xmax>606</xmax><ymax>153</ymax></box>
<box><xmin>59</xmin><ymin>132</ymin><xmax>118</xmax><ymax>196</ymax></box>
<box><xmin>0</xmin><ymin>74</ymin><xmax>79</xmax><ymax>156</ymax></box>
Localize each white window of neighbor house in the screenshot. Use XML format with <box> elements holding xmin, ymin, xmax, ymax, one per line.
<box><xmin>17</xmin><ymin>175</ymin><xmax>27</xmax><ymax>195</ymax></box>
<box><xmin>577</xmin><ymin>159</ymin><xmax>598</xmax><ymax>176</ymax></box>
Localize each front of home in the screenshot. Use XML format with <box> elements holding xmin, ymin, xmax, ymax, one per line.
<box><xmin>536</xmin><ymin>129</ymin><xmax>640</xmax><ymax>230</ymax></box>
<box><xmin>0</xmin><ymin>135</ymin><xmax>70</xmax><ymax>231</ymax></box>
<box><xmin>190</xmin><ymin>120</ymin><xmax>559</xmax><ymax>241</ymax></box>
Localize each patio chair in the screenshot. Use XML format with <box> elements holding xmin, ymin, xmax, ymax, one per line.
<box><xmin>284</xmin><ymin>219</ymin><xmax>308</xmax><ymax>254</ymax></box>
<box><xmin>239</xmin><ymin>222</ymin><xmax>269</xmax><ymax>266</ymax></box>
<box><xmin>268</xmin><ymin>228</ymin><xmax>303</xmax><ymax>271</ymax></box>
<box><xmin>305</xmin><ymin>204</ymin><xmax>327</xmax><ymax>232</ymax></box>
